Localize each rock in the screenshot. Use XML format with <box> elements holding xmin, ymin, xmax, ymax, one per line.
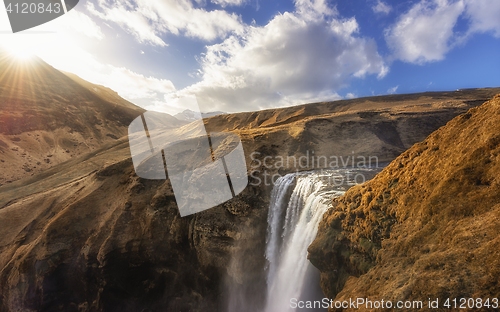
<box><xmin>22</xmin><ymin>164</ymin><xmax>32</xmax><ymax>172</ymax></box>
<box><xmin>0</xmin><ymin>52</ymin><xmax>149</xmax><ymax>184</ymax></box>
<box><xmin>308</xmin><ymin>94</ymin><xmax>500</xmax><ymax>310</ymax></box>
<box><xmin>2</xmin><ymin>50</ymin><xmax>500</xmax><ymax>310</ymax></box>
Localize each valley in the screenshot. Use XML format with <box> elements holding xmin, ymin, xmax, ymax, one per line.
<box><xmin>1</xmin><ymin>54</ymin><xmax>499</xmax><ymax>311</ymax></box>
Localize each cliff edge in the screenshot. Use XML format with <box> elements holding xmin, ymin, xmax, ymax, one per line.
<box><xmin>309</xmin><ymin>94</ymin><xmax>500</xmax><ymax>310</ymax></box>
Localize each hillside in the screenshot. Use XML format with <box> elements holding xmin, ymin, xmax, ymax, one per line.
<box><xmin>204</xmin><ymin>88</ymin><xmax>497</xmax><ymax>132</ymax></box>
<box><xmin>0</xmin><ymin>51</ymin><xmax>156</xmax><ymax>184</ymax></box>
<box><xmin>1</xmin><ymin>86</ymin><xmax>499</xmax><ymax>311</ymax></box>
<box><xmin>174</xmin><ymin>109</ymin><xmax>226</xmax><ymax>122</ymax></box>
<box><xmin>203</xmin><ymin>87</ymin><xmax>500</xmax><ymax>175</ymax></box>
<box><xmin>309</xmin><ymin>95</ymin><xmax>500</xmax><ymax>311</ymax></box>
<box><xmin>1</xmin><ymin>48</ymin><xmax>497</xmax><ymax>185</ymax></box>
<box><xmin>2</xmin><ymin>49</ymin><xmax>500</xmax><ymax>312</ymax></box>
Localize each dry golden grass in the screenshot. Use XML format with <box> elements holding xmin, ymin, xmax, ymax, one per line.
<box><xmin>309</xmin><ymin>95</ymin><xmax>500</xmax><ymax>311</ymax></box>
<box><xmin>2</xmin><ymin>49</ymin><xmax>500</xmax><ymax>311</ymax></box>
<box><xmin>0</xmin><ymin>52</ymin><xmax>149</xmax><ymax>184</ymax></box>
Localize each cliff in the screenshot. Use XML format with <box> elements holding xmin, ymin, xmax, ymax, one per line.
<box><xmin>0</xmin><ymin>52</ymin><xmax>151</xmax><ymax>184</ymax></box>
<box><xmin>2</xmin><ymin>54</ymin><xmax>500</xmax><ymax>311</ymax></box>
<box><xmin>308</xmin><ymin>94</ymin><xmax>500</xmax><ymax>311</ymax></box>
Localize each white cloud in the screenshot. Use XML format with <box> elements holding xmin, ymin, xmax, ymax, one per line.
<box><xmin>87</xmin><ymin>0</ymin><xmax>245</xmax><ymax>45</ymax></box>
<box><xmin>80</xmin><ymin>66</ymin><xmax>178</xmax><ymax>113</ymax></box>
<box><xmin>78</xmin><ymin>64</ymin><xmax>183</xmax><ymax>114</ymax></box>
<box><xmin>0</xmin><ymin>9</ymin><xmax>103</xmax><ymax>53</ymax></box>
<box><xmin>373</xmin><ymin>0</ymin><xmax>392</xmax><ymax>15</ymax></box>
<box><xmin>65</xmin><ymin>10</ymin><xmax>105</xmax><ymax>40</ymax></box>
<box><xmin>387</xmin><ymin>85</ymin><xmax>399</xmax><ymax>94</ymax></box>
<box><xmin>0</xmin><ymin>0</ymin><xmax>388</xmax><ymax>115</ymax></box>
<box><xmin>385</xmin><ymin>0</ymin><xmax>465</xmax><ymax>64</ymax></box>
<box><xmin>211</xmin><ymin>0</ymin><xmax>247</xmax><ymax>7</ymax></box>
<box><xmin>86</xmin><ymin>2</ymin><xmax>167</xmax><ymax>46</ymax></box>
<box><xmin>38</xmin><ymin>43</ymin><xmax>176</xmax><ymax>106</ymax></box>
<box><xmin>385</xmin><ymin>0</ymin><xmax>500</xmax><ymax>64</ymax></box>
<box><xmin>104</xmin><ymin>66</ymin><xmax>176</xmax><ymax>100</ymax></box>
<box><xmin>26</xmin><ymin>23</ymin><xmax>178</xmax><ymax>114</ymax></box>
<box><xmin>464</xmin><ymin>0</ymin><xmax>500</xmax><ymax>38</ymax></box>
<box><xmin>0</xmin><ymin>6</ymin><xmax>9</xmax><ymax>30</ymax></box>
<box><xmin>173</xmin><ymin>3</ymin><xmax>387</xmax><ymax>113</ymax></box>
<box><xmin>345</xmin><ymin>93</ymin><xmax>357</xmax><ymax>99</ymax></box>
<box><xmin>294</xmin><ymin>0</ymin><xmax>336</xmax><ymax>20</ymax></box>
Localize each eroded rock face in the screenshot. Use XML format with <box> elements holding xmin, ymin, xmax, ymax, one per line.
<box><xmin>309</xmin><ymin>95</ymin><xmax>500</xmax><ymax>310</ymax></box>
<box><xmin>0</xmin><ymin>157</ymin><xmax>269</xmax><ymax>312</ymax></box>
<box><xmin>1</xmin><ymin>79</ymin><xmax>499</xmax><ymax>310</ymax></box>
<box><xmin>0</xmin><ymin>53</ymin><xmax>150</xmax><ymax>184</ymax></box>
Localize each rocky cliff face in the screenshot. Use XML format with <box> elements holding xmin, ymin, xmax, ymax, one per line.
<box><xmin>309</xmin><ymin>95</ymin><xmax>500</xmax><ymax>310</ymax></box>
<box><xmin>0</xmin><ymin>52</ymin><xmax>152</xmax><ymax>184</ymax></box>
<box><xmin>0</xmin><ymin>141</ymin><xmax>269</xmax><ymax>311</ymax></box>
<box><xmin>2</xmin><ymin>54</ymin><xmax>499</xmax><ymax>311</ymax></box>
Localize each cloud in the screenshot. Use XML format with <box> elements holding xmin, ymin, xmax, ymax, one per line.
<box><xmin>294</xmin><ymin>0</ymin><xmax>336</xmax><ymax>20</ymax></box>
<box><xmin>35</xmin><ymin>38</ymin><xmax>177</xmax><ymax>113</ymax></box>
<box><xmin>87</xmin><ymin>0</ymin><xmax>245</xmax><ymax>45</ymax></box>
<box><xmin>373</xmin><ymin>0</ymin><xmax>392</xmax><ymax>15</ymax></box>
<box><xmin>387</xmin><ymin>85</ymin><xmax>399</xmax><ymax>94</ymax></box>
<box><xmin>173</xmin><ymin>2</ymin><xmax>388</xmax><ymax>113</ymax></box>
<box><xmin>81</xmin><ymin>64</ymin><xmax>177</xmax><ymax>113</ymax></box>
<box><xmin>86</xmin><ymin>1</ymin><xmax>167</xmax><ymax>46</ymax></box>
<box><xmin>103</xmin><ymin>66</ymin><xmax>176</xmax><ymax>100</ymax></box>
<box><xmin>385</xmin><ymin>0</ymin><xmax>465</xmax><ymax>64</ymax></box>
<box><xmin>65</xmin><ymin>10</ymin><xmax>105</xmax><ymax>40</ymax></box>
<box><xmin>345</xmin><ymin>93</ymin><xmax>357</xmax><ymax>99</ymax></box>
<box><xmin>211</xmin><ymin>0</ymin><xmax>247</xmax><ymax>7</ymax></box>
<box><xmin>46</xmin><ymin>10</ymin><xmax>104</xmax><ymax>40</ymax></box>
<box><xmin>385</xmin><ymin>0</ymin><xmax>500</xmax><ymax>64</ymax></box>
<box><xmin>464</xmin><ymin>0</ymin><xmax>500</xmax><ymax>37</ymax></box>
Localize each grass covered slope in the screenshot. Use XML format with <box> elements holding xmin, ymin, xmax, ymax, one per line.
<box><xmin>309</xmin><ymin>94</ymin><xmax>500</xmax><ymax>310</ymax></box>
<box><xmin>205</xmin><ymin>88</ymin><xmax>500</xmax><ymax>180</ymax></box>
<box><xmin>0</xmin><ymin>52</ymin><xmax>150</xmax><ymax>183</ymax></box>
<box><xmin>1</xmin><ymin>86</ymin><xmax>499</xmax><ymax>311</ymax></box>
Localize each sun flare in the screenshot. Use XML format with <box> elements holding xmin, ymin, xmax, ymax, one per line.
<box><xmin>5</xmin><ymin>45</ymin><xmax>36</xmax><ymax>61</ymax></box>
<box><xmin>1</xmin><ymin>34</ymin><xmax>42</xmax><ymax>62</ymax></box>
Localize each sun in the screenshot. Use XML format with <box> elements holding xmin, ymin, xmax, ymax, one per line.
<box><xmin>5</xmin><ymin>45</ymin><xmax>36</xmax><ymax>61</ymax></box>
<box><xmin>1</xmin><ymin>34</ymin><xmax>40</xmax><ymax>62</ymax></box>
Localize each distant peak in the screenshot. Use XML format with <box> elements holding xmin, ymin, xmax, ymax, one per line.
<box><xmin>174</xmin><ymin>109</ymin><xmax>226</xmax><ymax>122</ymax></box>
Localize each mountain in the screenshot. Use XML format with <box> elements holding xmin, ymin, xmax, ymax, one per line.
<box><xmin>174</xmin><ymin>109</ymin><xmax>225</xmax><ymax>122</ymax></box>
<box><xmin>203</xmin><ymin>88</ymin><xmax>500</xmax><ymax>174</ymax></box>
<box><xmin>309</xmin><ymin>94</ymin><xmax>500</xmax><ymax>310</ymax></box>
<box><xmin>1</xmin><ymin>80</ymin><xmax>498</xmax><ymax>310</ymax></box>
<box><xmin>0</xmin><ymin>52</ymin><xmax>184</xmax><ymax>184</ymax></box>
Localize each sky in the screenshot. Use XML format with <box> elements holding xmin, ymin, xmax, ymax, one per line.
<box><xmin>0</xmin><ymin>0</ymin><xmax>499</xmax><ymax>115</ymax></box>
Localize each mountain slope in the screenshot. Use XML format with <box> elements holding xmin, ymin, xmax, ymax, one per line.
<box><xmin>203</xmin><ymin>88</ymin><xmax>500</xmax><ymax>174</ymax></box>
<box><xmin>203</xmin><ymin>88</ymin><xmax>499</xmax><ymax>132</ymax></box>
<box><xmin>174</xmin><ymin>109</ymin><xmax>226</xmax><ymax>122</ymax></box>
<box><xmin>1</xmin><ymin>48</ymin><xmax>500</xmax><ymax>311</ymax></box>
<box><xmin>1</xmin><ymin>87</ymin><xmax>499</xmax><ymax>311</ymax></box>
<box><xmin>309</xmin><ymin>94</ymin><xmax>500</xmax><ymax>310</ymax></box>
<box><xmin>0</xmin><ymin>52</ymin><xmax>158</xmax><ymax>183</ymax></box>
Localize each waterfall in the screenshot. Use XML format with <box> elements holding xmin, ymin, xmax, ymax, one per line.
<box><xmin>263</xmin><ymin>168</ymin><xmax>381</xmax><ymax>312</ymax></box>
<box><xmin>225</xmin><ymin>168</ymin><xmax>381</xmax><ymax>312</ymax></box>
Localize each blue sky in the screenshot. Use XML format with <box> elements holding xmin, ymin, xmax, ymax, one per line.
<box><xmin>1</xmin><ymin>0</ymin><xmax>499</xmax><ymax>115</ymax></box>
